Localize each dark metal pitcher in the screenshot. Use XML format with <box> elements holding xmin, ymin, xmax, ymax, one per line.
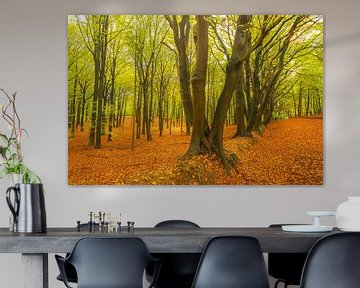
<box><xmin>6</xmin><ymin>183</ymin><xmax>47</xmax><ymax>233</ymax></box>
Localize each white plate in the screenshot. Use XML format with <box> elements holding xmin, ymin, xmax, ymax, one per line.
<box><xmin>307</xmin><ymin>211</ymin><xmax>336</xmax><ymax>217</ymax></box>
<box><xmin>338</xmin><ymin>227</ymin><xmax>360</xmax><ymax>232</ymax></box>
<box><xmin>282</xmin><ymin>225</ymin><xmax>333</xmax><ymax>232</ymax></box>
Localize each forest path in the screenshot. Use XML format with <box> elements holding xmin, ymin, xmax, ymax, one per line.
<box><xmin>234</xmin><ymin>117</ymin><xmax>323</xmax><ymax>185</ymax></box>
<box><xmin>68</xmin><ymin>117</ymin><xmax>323</xmax><ymax>185</ymax></box>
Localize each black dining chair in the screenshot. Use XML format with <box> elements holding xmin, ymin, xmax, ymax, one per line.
<box><xmin>191</xmin><ymin>236</ymin><xmax>270</xmax><ymax>288</ymax></box>
<box><xmin>56</xmin><ymin>223</ymin><xmax>99</xmax><ymax>284</ymax></box>
<box><xmin>55</xmin><ymin>237</ymin><xmax>161</xmax><ymax>288</ymax></box>
<box><xmin>268</xmin><ymin>224</ymin><xmax>308</xmax><ymax>288</ymax></box>
<box><xmin>147</xmin><ymin>220</ymin><xmax>201</xmax><ymax>288</ymax></box>
<box><xmin>300</xmin><ymin>232</ymin><xmax>360</xmax><ymax>288</ymax></box>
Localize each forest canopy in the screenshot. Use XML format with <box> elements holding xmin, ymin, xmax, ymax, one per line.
<box><xmin>68</xmin><ymin>15</ymin><xmax>323</xmax><ymax>185</ymax></box>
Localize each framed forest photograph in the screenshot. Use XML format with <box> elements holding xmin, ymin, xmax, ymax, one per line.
<box><xmin>68</xmin><ymin>15</ymin><xmax>323</xmax><ymax>185</ymax></box>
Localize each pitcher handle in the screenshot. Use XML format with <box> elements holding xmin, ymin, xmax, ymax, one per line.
<box><xmin>6</xmin><ymin>186</ymin><xmax>20</xmax><ymax>224</ymax></box>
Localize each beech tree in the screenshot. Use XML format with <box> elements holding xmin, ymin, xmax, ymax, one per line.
<box><xmin>186</xmin><ymin>16</ymin><xmax>208</xmax><ymax>156</ymax></box>
<box><xmin>185</xmin><ymin>15</ymin><xmax>284</xmax><ymax>171</ymax></box>
<box><xmin>75</xmin><ymin>15</ymin><xmax>110</xmax><ymax>149</ymax></box>
<box><xmin>165</xmin><ymin>15</ymin><xmax>193</xmax><ymax>135</ymax></box>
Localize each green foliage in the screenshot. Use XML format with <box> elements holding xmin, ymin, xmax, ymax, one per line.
<box><xmin>0</xmin><ymin>89</ymin><xmax>41</xmax><ymax>184</ymax></box>
<box><xmin>68</xmin><ymin>14</ymin><xmax>323</xmax><ymax>137</ymax></box>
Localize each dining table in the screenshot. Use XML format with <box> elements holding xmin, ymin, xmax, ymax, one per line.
<box><xmin>0</xmin><ymin>226</ymin><xmax>340</xmax><ymax>288</ymax></box>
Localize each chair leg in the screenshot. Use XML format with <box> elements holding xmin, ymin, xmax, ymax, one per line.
<box><xmin>274</xmin><ymin>280</ymin><xmax>289</xmax><ymax>288</ymax></box>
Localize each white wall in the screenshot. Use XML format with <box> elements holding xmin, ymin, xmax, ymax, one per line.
<box><xmin>1</xmin><ymin>0</ymin><xmax>360</xmax><ymax>287</ymax></box>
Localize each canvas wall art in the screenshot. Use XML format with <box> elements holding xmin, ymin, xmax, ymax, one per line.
<box><xmin>68</xmin><ymin>15</ymin><xmax>323</xmax><ymax>185</ymax></box>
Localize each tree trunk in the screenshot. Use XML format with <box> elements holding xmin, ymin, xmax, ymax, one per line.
<box><xmin>306</xmin><ymin>87</ymin><xmax>310</xmax><ymax>116</ymax></box>
<box><xmin>292</xmin><ymin>88</ymin><xmax>297</xmax><ymax>117</ymax></box>
<box><xmin>80</xmin><ymin>84</ymin><xmax>87</xmax><ymax>132</ymax></box>
<box><xmin>208</xmin><ymin>60</ymin><xmax>240</xmax><ymax>170</ymax></box>
<box><xmin>70</xmin><ymin>61</ymin><xmax>78</xmax><ymax>138</ymax></box>
<box><xmin>244</xmin><ymin>56</ymin><xmax>251</xmax><ymax>124</ymax></box>
<box><xmin>95</xmin><ymin>15</ymin><xmax>109</xmax><ymax>149</ymax></box>
<box><xmin>108</xmin><ymin>50</ymin><xmax>117</xmax><ymax>142</ymax></box>
<box><xmin>136</xmin><ymin>88</ymin><xmax>142</xmax><ymax>139</ymax></box>
<box><xmin>143</xmin><ymin>81</ymin><xmax>153</xmax><ymax>141</ymax></box>
<box><xmin>88</xmin><ymin>44</ymin><xmax>99</xmax><ymax>146</ymax></box>
<box><xmin>165</xmin><ymin>15</ymin><xmax>193</xmax><ymax>135</ymax></box>
<box><xmin>209</xmin><ymin>16</ymin><xmax>251</xmax><ymax>171</ymax></box>
<box><xmin>132</xmin><ymin>49</ymin><xmax>138</xmax><ymax>151</ymax></box>
<box><xmin>186</xmin><ymin>16</ymin><xmax>208</xmax><ymax>157</ymax></box>
<box><xmin>101</xmin><ymin>91</ymin><xmax>107</xmax><ymax>135</ymax></box>
<box><xmin>234</xmin><ymin>62</ymin><xmax>247</xmax><ymax>137</ymax></box>
<box><xmin>246</xmin><ymin>46</ymin><xmax>262</xmax><ymax>134</ymax></box>
<box><xmin>298</xmin><ymin>82</ymin><xmax>303</xmax><ymax>117</ymax></box>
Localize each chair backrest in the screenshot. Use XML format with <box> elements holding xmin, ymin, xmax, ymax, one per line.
<box><xmin>67</xmin><ymin>237</ymin><xmax>154</xmax><ymax>288</ymax></box>
<box><xmin>151</xmin><ymin>220</ymin><xmax>201</xmax><ymax>286</ymax></box>
<box><xmin>268</xmin><ymin>224</ymin><xmax>308</xmax><ymax>285</ymax></box>
<box><xmin>300</xmin><ymin>232</ymin><xmax>360</xmax><ymax>288</ymax></box>
<box><xmin>191</xmin><ymin>236</ymin><xmax>270</xmax><ymax>288</ymax></box>
<box><xmin>155</xmin><ymin>219</ymin><xmax>200</xmax><ymax>228</ymax></box>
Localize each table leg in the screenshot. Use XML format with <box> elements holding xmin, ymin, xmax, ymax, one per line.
<box><xmin>22</xmin><ymin>253</ymin><xmax>48</xmax><ymax>288</ymax></box>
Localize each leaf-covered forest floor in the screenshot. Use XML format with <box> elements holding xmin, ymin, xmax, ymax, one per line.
<box><xmin>68</xmin><ymin>117</ymin><xmax>323</xmax><ymax>185</ymax></box>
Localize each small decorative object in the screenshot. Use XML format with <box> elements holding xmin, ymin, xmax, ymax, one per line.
<box><xmin>0</xmin><ymin>89</ymin><xmax>47</xmax><ymax>233</ymax></box>
<box><xmin>127</xmin><ymin>221</ymin><xmax>135</xmax><ymax>233</ymax></box>
<box><xmin>82</xmin><ymin>211</ymin><xmax>121</xmax><ymax>232</ymax></box>
<box><xmin>282</xmin><ymin>211</ymin><xmax>335</xmax><ymax>232</ymax></box>
<box><xmin>336</xmin><ymin>197</ymin><xmax>360</xmax><ymax>231</ymax></box>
